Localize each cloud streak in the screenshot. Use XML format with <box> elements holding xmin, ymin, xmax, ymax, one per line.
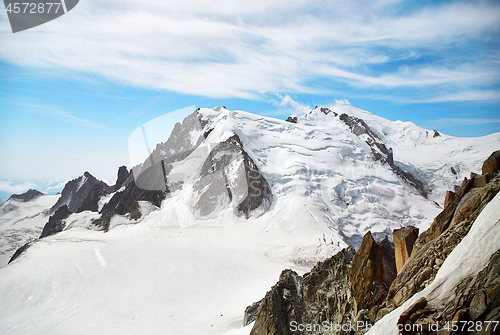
<box><xmin>0</xmin><ymin>0</ymin><xmax>499</xmax><ymax>102</ymax></box>
<box><xmin>19</xmin><ymin>104</ymin><xmax>108</xmax><ymax>129</ymax></box>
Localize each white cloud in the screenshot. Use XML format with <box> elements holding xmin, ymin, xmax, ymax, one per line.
<box><xmin>423</xmin><ymin>118</ymin><xmax>500</xmax><ymax>128</ymax></box>
<box><xmin>0</xmin><ymin>0</ymin><xmax>499</xmax><ymax>101</ymax></box>
<box><xmin>0</xmin><ymin>181</ymin><xmax>36</xmax><ymax>195</ymax></box>
<box><xmin>423</xmin><ymin>90</ymin><xmax>500</xmax><ymax>103</ymax></box>
<box><xmin>268</xmin><ymin>92</ymin><xmax>311</xmax><ymax>115</ymax></box>
<box><xmin>19</xmin><ymin>104</ymin><xmax>108</xmax><ymax>128</ymax></box>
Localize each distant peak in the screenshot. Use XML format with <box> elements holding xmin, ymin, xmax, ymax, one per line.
<box><xmin>9</xmin><ymin>189</ymin><xmax>44</xmax><ymax>202</ymax></box>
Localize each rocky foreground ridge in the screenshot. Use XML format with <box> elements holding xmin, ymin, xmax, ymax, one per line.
<box><xmin>246</xmin><ymin>150</ymin><xmax>500</xmax><ymax>335</ymax></box>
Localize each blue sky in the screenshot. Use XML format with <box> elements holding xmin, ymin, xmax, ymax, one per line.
<box><xmin>0</xmin><ymin>0</ymin><xmax>499</xmax><ymax>199</ymax></box>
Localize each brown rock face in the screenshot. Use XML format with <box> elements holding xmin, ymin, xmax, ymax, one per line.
<box><xmin>482</xmin><ymin>150</ymin><xmax>500</xmax><ymax>177</ymax></box>
<box><xmin>386</xmin><ymin>161</ymin><xmax>500</xmax><ymax>310</ymax></box>
<box><xmin>393</xmin><ymin>226</ymin><xmax>419</xmax><ymax>273</ymax></box>
<box><xmin>249</xmin><ymin>247</ymin><xmax>356</xmax><ymax>335</ymax></box>
<box><xmin>443</xmin><ymin>190</ymin><xmax>455</xmax><ymax>209</ymax></box>
<box><xmin>349</xmin><ymin>232</ymin><xmax>397</xmax><ymax>311</ymax></box>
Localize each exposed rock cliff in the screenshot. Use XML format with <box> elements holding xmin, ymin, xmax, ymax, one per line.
<box><xmin>392</xmin><ymin>226</ymin><xmax>419</xmax><ymax>274</ymax></box>
<box><xmin>50</xmin><ymin>171</ymin><xmax>112</xmax><ymax>214</ymax></box>
<box><xmin>248</xmin><ymin>247</ymin><xmax>356</xmax><ymax>335</ymax></box>
<box><xmin>349</xmin><ymin>233</ymin><xmax>397</xmax><ymax>313</ymax></box>
<box><xmin>194</xmin><ymin>134</ymin><xmax>273</xmax><ymax>218</ymax></box>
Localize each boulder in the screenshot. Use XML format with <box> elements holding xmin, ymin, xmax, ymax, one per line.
<box><xmin>393</xmin><ymin>226</ymin><xmax>419</xmax><ymax>273</ymax></box>
<box><xmin>482</xmin><ymin>150</ymin><xmax>500</xmax><ymax>177</ymax></box>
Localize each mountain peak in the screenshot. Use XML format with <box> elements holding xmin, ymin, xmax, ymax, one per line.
<box><xmin>9</xmin><ymin>189</ymin><xmax>44</xmax><ymax>202</ymax></box>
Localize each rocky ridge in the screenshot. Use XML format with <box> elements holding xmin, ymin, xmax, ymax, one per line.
<box><xmin>50</xmin><ymin>171</ymin><xmax>112</xmax><ymax>214</ymax></box>
<box><xmin>9</xmin><ymin>189</ymin><xmax>44</xmax><ymax>203</ymax></box>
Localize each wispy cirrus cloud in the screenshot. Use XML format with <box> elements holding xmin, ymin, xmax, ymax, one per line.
<box><xmin>0</xmin><ymin>0</ymin><xmax>499</xmax><ymax>103</ymax></box>
<box><xmin>18</xmin><ymin>104</ymin><xmax>108</xmax><ymax>129</ymax></box>
<box><xmin>421</xmin><ymin>118</ymin><xmax>500</xmax><ymax>128</ymax></box>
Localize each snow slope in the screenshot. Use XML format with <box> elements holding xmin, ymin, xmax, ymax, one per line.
<box><xmin>325</xmin><ymin>103</ymin><xmax>500</xmax><ymax>204</ymax></box>
<box><xmin>0</xmin><ymin>194</ymin><xmax>60</xmax><ymax>266</ymax></box>
<box><xmin>0</xmin><ymin>207</ymin><xmax>328</xmax><ymax>335</ymax></box>
<box><xmin>367</xmin><ymin>191</ymin><xmax>500</xmax><ymax>334</ymax></box>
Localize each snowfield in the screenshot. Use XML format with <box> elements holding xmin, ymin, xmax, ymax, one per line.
<box><xmin>0</xmin><ymin>194</ymin><xmax>60</xmax><ymax>266</ymax></box>
<box><xmin>0</xmin><ymin>105</ymin><xmax>498</xmax><ymax>334</ymax></box>
<box><xmin>0</xmin><ymin>206</ymin><xmax>330</xmax><ymax>335</ymax></box>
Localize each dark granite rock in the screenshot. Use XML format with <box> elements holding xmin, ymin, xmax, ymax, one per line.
<box><xmin>91</xmin><ymin>208</ymin><xmax>116</xmax><ymax>232</ymax></box>
<box><xmin>40</xmin><ymin>205</ymin><xmax>71</xmax><ymax>238</ymax></box>
<box><xmin>50</xmin><ymin>172</ymin><xmax>112</xmax><ymax>214</ymax></box>
<box><xmin>114</xmin><ymin>166</ymin><xmax>130</xmax><ymax>191</ymax></box>
<box><xmin>250</xmin><ymin>269</ymin><xmax>304</xmax><ymax>335</ymax></box>
<box><xmin>286</xmin><ymin>116</ymin><xmax>298</xmax><ymax>123</ymax></box>
<box><xmin>102</xmin><ymin>177</ymin><xmax>166</xmax><ymax>217</ymax></box>
<box><xmin>8</xmin><ymin>241</ymin><xmax>33</xmax><ymax>264</ymax></box>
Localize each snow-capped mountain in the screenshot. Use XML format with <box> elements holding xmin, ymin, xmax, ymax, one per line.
<box><xmin>0</xmin><ymin>191</ymin><xmax>60</xmax><ymax>266</ymax></box>
<box><xmin>0</xmin><ymin>105</ymin><xmax>498</xmax><ymax>335</ymax></box>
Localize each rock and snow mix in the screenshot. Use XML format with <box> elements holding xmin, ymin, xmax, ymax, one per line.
<box><xmin>0</xmin><ymin>105</ymin><xmax>498</xmax><ymax>334</ymax></box>
<box><xmin>367</xmin><ymin>191</ymin><xmax>500</xmax><ymax>334</ymax></box>
<box><xmin>0</xmin><ymin>194</ymin><xmax>60</xmax><ymax>266</ymax></box>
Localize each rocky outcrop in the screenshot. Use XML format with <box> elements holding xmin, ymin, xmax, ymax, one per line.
<box><xmin>250</xmin><ymin>269</ymin><xmax>304</xmax><ymax>335</ymax></box>
<box><xmin>387</xmin><ymin>171</ymin><xmax>500</xmax><ymax>310</ymax></box>
<box><xmin>9</xmin><ymin>189</ymin><xmax>43</xmax><ymax>202</ymax></box>
<box><xmin>40</xmin><ymin>205</ymin><xmax>71</xmax><ymax>238</ymax></box>
<box><xmin>114</xmin><ymin>166</ymin><xmax>130</xmax><ymax>191</ymax></box>
<box><xmin>8</xmin><ymin>241</ymin><xmax>33</xmax><ymax>264</ymax></box>
<box><xmin>91</xmin><ymin>208</ymin><xmax>116</xmax><ymax>232</ymax></box>
<box><xmin>50</xmin><ymin>172</ymin><xmax>112</xmax><ymax>214</ymax></box>
<box><xmin>394</xmin><ymin>248</ymin><xmax>500</xmax><ymax>335</ymax></box>
<box><xmin>249</xmin><ymin>247</ymin><xmax>356</xmax><ymax>335</ymax></box>
<box><xmin>483</xmin><ymin>150</ymin><xmax>500</xmax><ymax>177</ymax></box>
<box><xmin>10</xmin><ymin>204</ymin><xmax>72</xmax><ymax>263</ymax></box>
<box><xmin>131</xmin><ymin>110</ymin><xmax>208</xmax><ymax>192</ymax></box>
<box><xmin>349</xmin><ymin>233</ymin><xmax>397</xmax><ymax>312</ymax></box>
<box><xmin>194</xmin><ymin>134</ymin><xmax>273</xmax><ymax>218</ymax></box>
<box><xmin>102</xmin><ymin>177</ymin><xmax>165</xmax><ymax>217</ymax></box>
<box><xmin>392</xmin><ymin>226</ymin><xmax>419</xmax><ymax>273</ymax></box>
<box><xmin>286</xmin><ymin>116</ymin><xmax>298</xmax><ymax>123</ymax></box>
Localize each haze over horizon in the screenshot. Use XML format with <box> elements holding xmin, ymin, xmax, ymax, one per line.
<box><xmin>0</xmin><ymin>0</ymin><xmax>499</xmax><ymax>199</ymax></box>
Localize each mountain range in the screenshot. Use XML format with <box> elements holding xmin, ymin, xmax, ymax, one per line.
<box><xmin>0</xmin><ymin>104</ymin><xmax>498</xmax><ymax>334</ymax></box>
